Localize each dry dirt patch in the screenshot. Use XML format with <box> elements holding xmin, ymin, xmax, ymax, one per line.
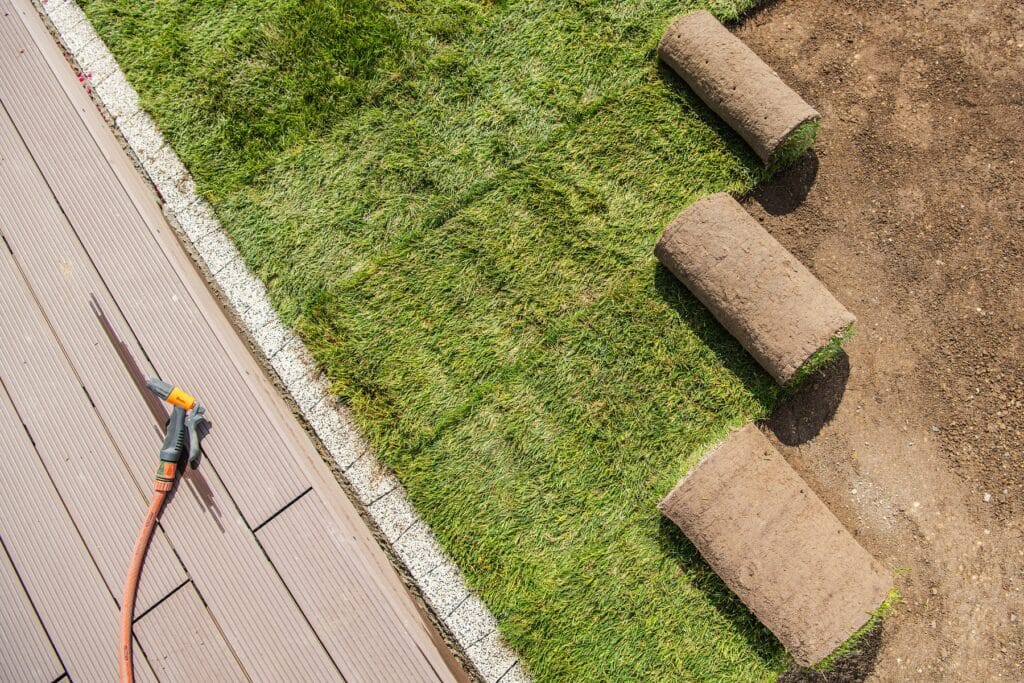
<box><xmin>734</xmin><ymin>0</ymin><xmax>1023</xmax><ymax>679</ymax></box>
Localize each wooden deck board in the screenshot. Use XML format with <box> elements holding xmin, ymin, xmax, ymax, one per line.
<box><xmin>258</xmin><ymin>491</ymin><xmax>450</xmax><ymax>682</ymax></box>
<box><xmin>0</xmin><ymin>0</ymin><xmax>467</xmax><ymax>680</ymax></box>
<box><xmin>135</xmin><ymin>472</ymin><xmax>340</xmax><ymax>680</ymax></box>
<box><xmin>0</xmin><ymin>26</ymin><xmax>339</xmax><ymax>677</ymax></box>
<box><xmin>0</xmin><ymin>106</ymin><xmax>188</xmax><ymax>616</ymax></box>
<box><xmin>0</xmin><ymin>200</ymin><xmax>340</xmax><ymax>677</ymax></box>
<box><xmin>0</xmin><ymin>211</ymin><xmax>342</xmax><ymax>678</ymax></box>
<box><xmin>0</xmin><ymin>541</ymin><xmax>63</xmax><ymax>683</ymax></box>
<box><xmin>0</xmin><ymin>385</ymin><xmax>157</xmax><ymax>683</ymax></box>
<box><xmin>0</xmin><ymin>3</ymin><xmax>308</xmax><ymax>528</ymax></box>
<box><xmin>134</xmin><ymin>583</ymin><xmax>247</xmax><ymax>682</ymax></box>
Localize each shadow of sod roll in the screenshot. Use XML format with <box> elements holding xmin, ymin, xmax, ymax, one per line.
<box><xmin>659</xmin><ymin>10</ymin><xmax>820</xmax><ymax>168</ymax></box>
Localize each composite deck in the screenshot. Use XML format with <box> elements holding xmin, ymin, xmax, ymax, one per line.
<box><xmin>0</xmin><ymin>0</ymin><xmax>465</xmax><ymax>680</ymax></box>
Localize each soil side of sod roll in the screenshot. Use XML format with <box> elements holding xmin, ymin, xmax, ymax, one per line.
<box><xmin>655</xmin><ymin>192</ymin><xmax>854</xmax><ymax>385</ymax></box>
<box><xmin>659</xmin><ymin>10</ymin><xmax>820</xmax><ymax>164</ymax></box>
<box><xmin>659</xmin><ymin>424</ymin><xmax>892</xmax><ymax>666</ymax></box>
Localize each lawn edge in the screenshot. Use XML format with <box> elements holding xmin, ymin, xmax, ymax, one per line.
<box><xmin>34</xmin><ymin>1</ymin><xmax>527</xmax><ymax>680</ymax></box>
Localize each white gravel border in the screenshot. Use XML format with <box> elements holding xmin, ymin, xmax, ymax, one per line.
<box><xmin>37</xmin><ymin>2</ymin><xmax>528</xmax><ymax>680</ymax></box>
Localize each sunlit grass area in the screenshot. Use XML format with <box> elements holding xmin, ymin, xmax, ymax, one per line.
<box><xmin>81</xmin><ymin>0</ymin><xmax>805</xmax><ymax>678</ymax></box>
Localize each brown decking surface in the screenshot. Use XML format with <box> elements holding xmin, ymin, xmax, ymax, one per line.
<box><xmin>0</xmin><ymin>1</ymin><xmax>464</xmax><ymax>680</ymax></box>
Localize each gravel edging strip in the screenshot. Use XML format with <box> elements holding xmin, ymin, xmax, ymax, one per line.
<box><xmin>36</xmin><ymin>1</ymin><xmax>528</xmax><ymax>680</ymax></box>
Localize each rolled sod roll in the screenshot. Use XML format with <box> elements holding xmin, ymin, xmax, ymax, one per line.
<box><xmin>659</xmin><ymin>10</ymin><xmax>820</xmax><ymax>164</ymax></box>
<box><xmin>659</xmin><ymin>424</ymin><xmax>892</xmax><ymax>665</ymax></box>
<box><xmin>655</xmin><ymin>193</ymin><xmax>854</xmax><ymax>385</ymax></box>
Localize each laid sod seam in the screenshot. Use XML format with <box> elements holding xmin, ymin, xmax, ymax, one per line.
<box><xmin>79</xmin><ymin>0</ymin><xmax>843</xmax><ymax>679</ymax></box>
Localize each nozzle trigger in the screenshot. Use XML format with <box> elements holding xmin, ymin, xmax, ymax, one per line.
<box><xmin>185</xmin><ymin>405</ymin><xmax>206</xmax><ymax>469</ymax></box>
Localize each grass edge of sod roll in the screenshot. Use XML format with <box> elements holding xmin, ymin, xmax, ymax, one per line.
<box><xmin>813</xmin><ymin>589</ymin><xmax>901</xmax><ymax>672</ymax></box>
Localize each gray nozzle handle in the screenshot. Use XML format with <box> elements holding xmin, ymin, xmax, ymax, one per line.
<box><xmin>160</xmin><ymin>405</ymin><xmax>187</xmax><ymax>463</ymax></box>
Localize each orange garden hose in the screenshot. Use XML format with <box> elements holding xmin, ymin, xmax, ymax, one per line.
<box><xmin>119</xmin><ymin>462</ymin><xmax>176</xmax><ymax>683</ymax></box>
<box><xmin>119</xmin><ymin>378</ymin><xmax>204</xmax><ymax>682</ymax></box>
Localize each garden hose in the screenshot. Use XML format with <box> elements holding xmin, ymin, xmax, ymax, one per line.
<box><xmin>119</xmin><ymin>378</ymin><xmax>205</xmax><ymax>683</ymax></box>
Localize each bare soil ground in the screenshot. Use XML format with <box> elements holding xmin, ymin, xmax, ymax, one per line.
<box><xmin>734</xmin><ymin>0</ymin><xmax>1024</xmax><ymax>679</ymax></box>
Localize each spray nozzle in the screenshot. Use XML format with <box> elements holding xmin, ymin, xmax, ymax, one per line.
<box><xmin>146</xmin><ymin>378</ymin><xmax>196</xmax><ymax>410</ymax></box>
<box><xmin>147</xmin><ymin>378</ymin><xmax>205</xmax><ymax>470</ymax></box>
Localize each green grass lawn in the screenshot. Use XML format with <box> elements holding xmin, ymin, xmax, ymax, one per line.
<box><xmin>81</xmin><ymin>0</ymin><xmax>801</xmax><ymax>678</ymax></box>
